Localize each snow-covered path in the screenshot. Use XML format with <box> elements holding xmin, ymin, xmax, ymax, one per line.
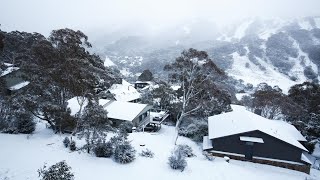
<box><xmin>0</xmin><ymin>122</ymin><xmax>319</xmax><ymax>180</ymax></box>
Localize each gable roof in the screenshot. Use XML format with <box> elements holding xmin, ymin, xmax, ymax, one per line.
<box><xmin>208</xmin><ymin>105</ymin><xmax>308</xmax><ymax>151</ymax></box>
<box><xmin>99</xmin><ymin>99</ymin><xmax>152</xmax><ymax>121</ymax></box>
<box><xmin>0</xmin><ymin>63</ymin><xmax>19</xmax><ymax>77</ymax></box>
<box><xmin>67</xmin><ymin>97</ymin><xmax>152</xmax><ymax>122</ymax></box>
<box><xmin>108</xmin><ymin>79</ymin><xmax>141</xmax><ymax>102</ymax></box>
<box><xmin>9</xmin><ymin>81</ymin><xmax>30</xmax><ymax>90</ymax></box>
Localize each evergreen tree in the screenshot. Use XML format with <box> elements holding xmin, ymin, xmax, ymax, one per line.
<box><xmin>138</xmin><ymin>69</ymin><xmax>153</xmax><ymax>81</ymax></box>
<box><xmin>78</xmin><ymin>99</ymin><xmax>111</xmax><ymax>153</ymax></box>
<box><xmin>38</xmin><ymin>161</ymin><xmax>74</xmax><ymax>180</ymax></box>
<box><xmin>114</xmin><ymin>141</ymin><xmax>136</xmax><ymax>164</ymax></box>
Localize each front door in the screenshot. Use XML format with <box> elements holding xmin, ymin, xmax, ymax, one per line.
<box><xmin>245</xmin><ymin>142</ymin><xmax>254</xmax><ymax>160</ymax></box>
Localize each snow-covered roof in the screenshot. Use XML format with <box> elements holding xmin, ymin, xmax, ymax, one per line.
<box><xmin>9</xmin><ymin>81</ymin><xmax>30</xmax><ymax>90</ymax></box>
<box><xmin>301</xmin><ymin>152</ymin><xmax>313</xmax><ymax>164</ymax></box>
<box><xmin>171</xmin><ymin>85</ymin><xmax>181</xmax><ymax>91</ymax></box>
<box><xmin>0</xmin><ymin>66</ymin><xmax>19</xmax><ymax>77</ymax></box>
<box><xmin>67</xmin><ymin>97</ymin><xmax>89</xmax><ymax>116</ymax></box>
<box><xmin>108</xmin><ymin>79</ymin><xmax>141</xmax><ymax>102</ymax></box>
<box><xmin>208</xmin><ymin>105</ymin><xmax>308</xmax><ymax>151</ymax></box>
<box><xmin>240</xmin><ymin>136</ymin><xmax>264</xmax><ymax>143</ymax></box>
<box><xmin>68</xmin><ymin>97</ymin><xmax>151</xmax><ymax>122</ymax></box>
<box><xmin>135</xmin><ymin>81</ymin><xmax>153</xmax><ymax>84</ymax></box>
<box><xmin>100</xmin><ymin>100</ymin><xmax>152</xmax><ymax>121</ymax></box>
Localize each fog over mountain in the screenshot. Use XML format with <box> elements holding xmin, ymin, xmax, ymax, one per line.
<box><xmin>1</xmin><ymin>0</ymin><xmax>320</xmax><ymax>91</ymax></box>
<box><xmin>1</xmin><ymin>0</ymin><xmax>320</xmax><ymax>36</ymax></box>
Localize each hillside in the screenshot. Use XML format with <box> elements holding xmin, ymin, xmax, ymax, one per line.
<box><xmin>97</xmin><ymin>16</ymin><xmax>320</xmax><ymax>92</ymax></box>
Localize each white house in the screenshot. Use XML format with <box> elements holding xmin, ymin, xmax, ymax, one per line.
<box><xmin>67</xmin><ymin>97</ymin><xmax>152</xmax><ymax>127</ymax></box>
<box><xmin>107</xmin><ymin>79</ymin><xmax>141</xmax><ymax>102</ymax></box>
<box><xmin>99</xmin><ymin>99</ymin><xmax>152</xmax><ymax>127</ymax></box>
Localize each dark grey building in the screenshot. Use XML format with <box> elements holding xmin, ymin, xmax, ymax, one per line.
<box><xmin>203</xmin><ymin>105</ymin><xmax>312</xmax><ymax>173</ymax></box>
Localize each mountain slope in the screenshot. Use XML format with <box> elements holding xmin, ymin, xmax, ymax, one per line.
<box><xmin>95</xmin><ymin>16</ymin><xmax>320</xmax><ymax>91</ymax></box>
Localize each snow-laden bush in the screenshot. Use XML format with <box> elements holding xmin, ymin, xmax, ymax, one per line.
<box><xmin>38</xmin><ymin>161</ymin><xmax>74</xmax><ymax>180</ymax></box>
<box><xmin>177</xmin><ymin>144</ymin><xmax>194</xmax><ymax>158</ymax></box>
<box><xmin>63</xmin><ymin>137</ymin><xmax>70</xmax><ymax>148</ymax></box>
<box><xmin>114</xmin><ymin>141</ymin><xmax>136</xmax><ymax>164</ymax></box>
<box><xmin>14</xmin><ymin>112</ymin><xmax>36</xmax><ymax>134</ymax></box>
<box><xmin>168</xmin><ymin>149</ymin><xmax>187</xmax><ymax>172</ymax></box>
<box><xmin>139</xmin><ymin>148</ymin><xmax>154</xmax><ymax>158</ymax></box>
<box><xmin>203</xmin><ymin>151</ymin><xmax>215</xmax><ymax>161</ymax></box>
<box><xmin>119</xmin><ymin>121</ymin><xmax>133</xmax><ymax>134</ymax></box>
<box><xmin>69</xmin><ymin>140</ymin><xmax>76</xmax><ymax>151</ymax></box>
<box><xmin>179</xmin><ymin>120</ymin><xmax>208</xmax><ymax>142</ymax></box>
<box><xmin>94</xmin><ymin>141</ymin><xmax>113</xmax><ymax>158</ymax></box>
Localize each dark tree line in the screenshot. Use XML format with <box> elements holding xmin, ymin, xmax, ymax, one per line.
<box><xmin>241</xmin><ymin>82</ymin><xmax>320</xmax><ymax>151</ymax></box>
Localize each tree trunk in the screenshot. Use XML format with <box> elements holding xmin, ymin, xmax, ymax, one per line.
<box><xmin>174</xmin><ymin>115</ymin><xmax>184</xmax><ymax>145</ymax></box>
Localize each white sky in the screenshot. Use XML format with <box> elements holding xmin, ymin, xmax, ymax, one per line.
<box><xmin>1</xmin><ymin>0</ymin><xmax>320</xmax><ymax>36</ymax></box>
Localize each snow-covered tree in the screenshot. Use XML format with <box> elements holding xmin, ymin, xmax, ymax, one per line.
<box><xmin>176</xmin><ymin>144</ymin><xmax>194</xmax><ymax>158</ymax></box>
<box><xmin>78</xmin><ymin>99</ymin><xmax>111</xmax><ymax>153</ymax></box>
<box><xmin>69</xmin><ymin>140</ymin><xmax>76</xmax><ymax>151</ymax></box>
<box><xmin>63</xmin><ymin>137</ymin><xmax>70</xmax><ymax>148</ymax></box>
<box><xmin>168</xmin><ymin>148</ymin><xmax>187</xmax><ymax>171</ymax></box>
<box><xmin>114</xmin><ymin>140</ymin><xmax>136</xmax><ymax>164</ymax></box>
<box><xmin>93</xmin><ymin>140</ymin><xmax>113</xmax><ymax>158</ymax></box>
<box><xmin>38</xmin><ymin>161</ymin><xmax>74</xmax><ymax>180</ymax></box>
<box><xmin>14</xmin><ymin>28</ymin><xmax>119</xmax><ymax>133</ymax></box>
<box><xmin>288</xmin><ymin>82</ymin><xmax>320</xmax><ymax>144</ymax></box>
<box><xmin>164</xmin><ymin>48</ymin><xmax>231</xmax><ymax>144</ymax></box>
<box><xmin>241</xmin><ymin>83</ymin><xmax>302</xmax><ymax>121</ymax></box>
<box><xmin>139</xmin><ymin>148</ymin><xmax>154</xmax><ymax>158</ymax></box>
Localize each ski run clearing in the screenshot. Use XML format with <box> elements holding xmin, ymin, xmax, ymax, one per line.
<box><xmin>0</xmin><ymin>122</ymin><xmax>319</xmax><ymax>180</ymax></box>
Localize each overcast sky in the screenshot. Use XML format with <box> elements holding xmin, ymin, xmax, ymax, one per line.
<box><xmin>1</xmin><ymin>0</ymin><xmax>320</xmax><ymax>36</ymax></box>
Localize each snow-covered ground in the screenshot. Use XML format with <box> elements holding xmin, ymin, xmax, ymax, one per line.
<box><xmin>1</xmin><ymin>122</ymin><xmax>319</xmax><ymax>180</ymax></box>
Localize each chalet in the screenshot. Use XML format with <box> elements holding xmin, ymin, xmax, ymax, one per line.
<box><xmin>67</xmin><ymin>97</ymin><xmax>152</xmax><ymax>128</ymax></box>
<box><xmin>99</xmin><ymin>99</ymin><xmax>152</xmax><ymax>127</ymax></box>
<box><xmin>107</xmin><ymin>79</ymin><xmax>141</xmax><ymax>103</ymax></box>
<box><xmin>203</xmin><ymin>105</ymin><xmax>312</xmax><ymax>174</ymax></box>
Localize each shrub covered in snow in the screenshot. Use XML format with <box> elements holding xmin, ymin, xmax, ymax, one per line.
<box><xmin>179</xmin><ymin>120</ymin><xmax>208</xmax><ymax>142</ymax></box>
<box><xmin>114</xmin><ymin>141</ymin><xmax>136</xmax><ymax>164</ymax></box>
<box><xmin>14</xmin><ymin>112</ymin><xmax>36</xmax><ymax>134</ymax></box>
<box><xmin>94</xmin><ymin>141</ymin><xmax>113</xmax><ymax>158</ymax></box>
<box><xmin>177</xmin><ymin>144</ymin><xmax>195</xmax><ymax>158</ymax></box>
<box><xmin>38</xmin><ymin>161</ymin><xmax>74</xmax><ymax>180</ymax></box>
<box><xmin>168</xmin><ymin>149</ymin><xmax>187</xmax><ymax>172</ymax></box>
<box><xmin>109</xmin><ymin>133</ymin><xmax>128</xmax><ymax>147</ymax></box>
<box><xmin>69</xmin><ymin>140</ymin><xmax>76</xmax><ymax>151</ymax></box>
<box><xmin>119</xmin><ymin>121</ymin><xmax>133</xmax><ymax>134</ymax></box>
<box><xmin>139</xmin><ymin>148</ymin><xmax>154</xmax><ymax>158</ymax></box>
<box><xmin>63</xmin><ymin>137</ymin><xmax>70</xmax><ymax>148</ymax></box>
